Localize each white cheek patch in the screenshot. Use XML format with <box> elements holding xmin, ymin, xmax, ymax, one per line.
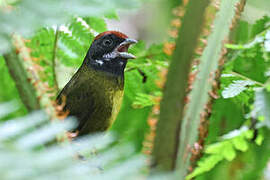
<box><xmin>95</xmin><ymin>60</ymin><xmax>104</xmax><ymax>65</ymax></box>
<box><xmin>119</xmin><ymin>61</ymin><xmax>124</xmax><ymax>66</ymax></box>
<box><xmin>103</xmin><ymin>52</ymin><xmax>118</xmax><ymax>60</ymax></box>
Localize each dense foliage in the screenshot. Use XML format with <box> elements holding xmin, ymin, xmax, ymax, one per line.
<box><xmin>0</xmin><ymin>0</ymin><xmax>269</xmax><ymax>179</ymax></box>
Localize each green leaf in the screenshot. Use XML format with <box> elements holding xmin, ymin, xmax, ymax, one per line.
<box><xmin>244</xmin><ymin>130</ymin><xmax>254</xmax><ymax>139</ymax></box>
<box><xmin>206</xmin><ymin>142</ymin><xmax>236</xmax><ymax>161</ymax></box>
<box><xmin>105</xmin><ymin>11</ymin><xmax>119</xmax><ymax>20</ymax></box>
<box><xmin>84</xmin><ymin>17</ymin><xmax>107</xmax><ymax>33</ymax></box>
<box><xmin>232</xmin><ymin>136</ymin><xmax>248</xmax><ymax>152</ymax></box>
<box><xmin>0</xmin><ymin>102</ymin><xmax>147</xmax><ymax>179</ymax></box>
<box><xmin>222</xmin><ymin>143</ymin><xmax>236</xmax><ymax>161</ymax></box>
<box><xmin>26</xmin><ymin>28</ymin><xmax>56</xmax><ymax>87</ymax></box>
<box><xmin>229</xmin><ymin>27</ymin><xmax>270</xmax><ymax>84</ymax></box>
<box><xmin>255</xmin><ymin>133</ymin><xmax>264</xmax><ymax>145</ymax></box>
<box><xmin>225</xmin><ymin>43</ymin><xmax>245</xmax><ymax>50</ymax></box>
<box><xmin>186</xmin><ymin>155</ymin><xmax>223</xmax><ymax>180</ymax></box>
<box><xmin>132</xmin><ymin>93</ymin><xmax>157</xmax><ymax>109</ymax></box>
<box><xmin>251</xmin><ymin>16</ymin><xmax>270</xmax><ymax>38</ymax></box>
<box><xmin>222</xmin><ymin>126</ymin><xmax>249</xmax><ymax>139</ymax></box>
<box><xmin>205</xmin><ymin>142</ymin><xmax>227</xmax><ymax>154</ymax></box>
<box><xmin>0</xmin><ymin>0</ymin><xmax>141</xmax><ymax>53</ymax></box>
<box><xmin>129</xmin><ymin>41</ymin><xmax>147</xmax><ymax>58</ymax></box>
<box><xmin>222</xmin><ymin>80</ymin><xmax>255</xmax><ymax>99</ymax></box>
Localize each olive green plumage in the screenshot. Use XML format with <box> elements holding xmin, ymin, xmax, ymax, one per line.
<box><xmin>57</xmin><ymin>65</ymin><xmax>124</xmax><ymax>136</ymax></box>
<box><xmin>56</xmin><ymin>31</ymin><xmax>137</xmax><ymax>136</ymax></box>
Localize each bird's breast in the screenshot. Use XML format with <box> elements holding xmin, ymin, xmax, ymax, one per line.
<box><xmin>87</xmin><ymin>68</ymin><xmax>124</xmax><ymax>129</ymax></box>
<box><xmin>109</xmin><ymin>89</ymin><xmax>124</xmax><ymax>127</ymax></box>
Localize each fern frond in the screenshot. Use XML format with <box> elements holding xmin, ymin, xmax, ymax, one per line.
<box><xmin>0</xmin><ymin>103</ymin><xmax>146</xmax><ymax>180</ymax></box>
<box><xmin>222</xmin><ymin>80</ymin><xmax>255</xmax><ymax>98</ymax></box>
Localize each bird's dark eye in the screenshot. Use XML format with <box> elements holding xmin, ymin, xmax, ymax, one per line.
<box><xmin>103</xmin><ymin>39</ymin><xmax>113</xmax><ymax>46</ymax></box>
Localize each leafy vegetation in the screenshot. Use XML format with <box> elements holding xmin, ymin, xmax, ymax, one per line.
<box><xmin>0</xmin><ymin>0</ymin><xmax>270</xmax><ymax>179</ymax></box>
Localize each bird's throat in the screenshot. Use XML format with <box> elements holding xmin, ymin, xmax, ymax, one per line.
<box><xmin>87</xmin><ymin>57</ymin><xmax>127</xmax><ymax>77</ymax></box>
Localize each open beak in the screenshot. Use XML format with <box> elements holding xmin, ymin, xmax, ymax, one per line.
<box><xmin>116</xmin><ymin>38</ymin><xmax>137</xmax><ymax>59</ymax></box>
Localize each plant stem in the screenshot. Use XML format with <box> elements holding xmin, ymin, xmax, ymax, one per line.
<box><xmin>3</xmin><ymin>51</ymin><xmax>40</xmax><ymax>111</ymax></box>
<box><xmin>188</xmin><ymin>0</ymin><xmax>248</xmax><ymax>172</ymax></box>
<box><xmin>151</xmin><ymin>0</ymin><xmax>210</xmax><ymax>172</ymax></box>
<box><xmin>176</xmin><ymin>0</ymin><xmax>243</xmax><ymax>178</ymax></box>
<box><xmin>52</xmin><ymin>27</ymin><xmax>60</xmax><ymax>91</ymax></box>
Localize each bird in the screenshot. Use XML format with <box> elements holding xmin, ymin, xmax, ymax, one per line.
<box><xmin>57</xmin><ymin>31</ymin><xmax>137</xmax><ymax>136</ymax></box>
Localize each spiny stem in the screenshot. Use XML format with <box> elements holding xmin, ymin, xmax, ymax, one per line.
<box><xmin>3</xmin><ymin>52</ymin><xmax>40</xmax><ymax>111</ymax></box>
<box><xmin>152</xmin><ymin>0</ymin><xmax>211</xmax><ymax>172</ymax></box>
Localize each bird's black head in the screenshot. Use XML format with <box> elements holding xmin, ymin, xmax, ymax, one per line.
<box><xmin>84</xmin><ymin>31</ymin><xmax>137</xmax><ymax>76</ymax></box>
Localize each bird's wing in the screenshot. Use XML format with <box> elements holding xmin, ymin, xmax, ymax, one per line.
<box><xmin>56</xmin><ymin>71</ymin><xmax>96</xmax><ymax>132</ymax></box>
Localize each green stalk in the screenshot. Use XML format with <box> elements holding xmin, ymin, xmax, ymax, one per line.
<box><xmin>3</xmin><ymin>51</ymin><xmax>40</xmax><ymax>111</ymax></box>
<box><xmin>152</xmin><ymin>0</ymin><xmax>210</xmax><ymax>172</ymax></box>
<box><xmin>176</xmin><ymin>0</ymin><xmax>242</xmax><ymax>178</ymax></box>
